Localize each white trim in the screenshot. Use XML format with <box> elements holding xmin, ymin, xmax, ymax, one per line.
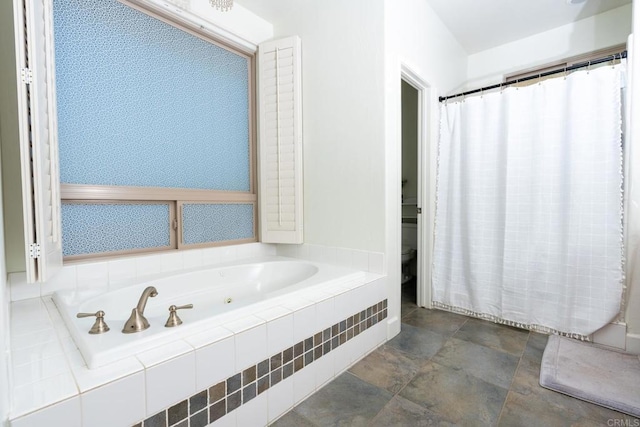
<box><xmin>119</xmin><ymin>0</ymin><xmax>259</xmax><ymax>54</ymax></box>
<box><xmin>591</xmin><ymin>322</ymin><xmax>627</xmax><ymax>350</ymax></box>
<box><xmin>400</xmin><ymin>64</ymin><xmax>432</xmax><ymax>309</ymax></box>
<box><xmin>626</xmin><ymin>333</ymin><xmax>640</xmax><ymax>354</ymax></box>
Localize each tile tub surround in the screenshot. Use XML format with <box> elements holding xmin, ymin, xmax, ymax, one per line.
<box><xmin>9</xmin><ymin>242</ymin><xmax>278</xmax><ymax>301</ymax></box>
<box><xmin>7</xmin><ymin>272</ymin><xmax>388</xmax><ymax>426</ymax></box>
<box><xmin>133</xmin><ymin>300</ymin><xmax>388</xmax><ymax>426</ymax></box>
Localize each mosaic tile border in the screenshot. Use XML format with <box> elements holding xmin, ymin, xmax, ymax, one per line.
<box><xmin>132</xmin><ymin>299</ymin><xmax>388</xmax><ymax>427</ymax></box>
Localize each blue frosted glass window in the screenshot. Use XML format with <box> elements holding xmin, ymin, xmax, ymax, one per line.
<box><xmin>62</xmin><ymin>203</ymin><xmax>171</xmax><ymax>256</ymax></box>
<box><xmin>182</xmin><ymin>204</ymin><xmax>254</xmax><ymax>245</ymax></box>
<box><xmin>53</xmin><ymin>0</ymin><xmax>250</xmax><ymax>191</ymax></box>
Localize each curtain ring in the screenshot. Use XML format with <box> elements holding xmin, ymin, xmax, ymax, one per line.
<box><xmin>564</xmin><ymin>66</ymin><xmax>567</xmax><ymax>80</ymax></box>
<box><xmin>587</xmin><ymin>60</ymin><xmax>591</xmax><ymax>74</ymax></box>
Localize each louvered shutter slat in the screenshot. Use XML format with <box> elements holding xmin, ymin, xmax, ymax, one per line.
<box><xmin>258</xmin><ymin>36</ymin><xmax>303</xmax><ymax>243</ymax></box>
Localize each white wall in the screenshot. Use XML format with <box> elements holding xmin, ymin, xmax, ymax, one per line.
<box><xmin>384</xmin><ymin>0</ymin><xmax>468</xmax><ymax>335</ymax></box>
<box><xmin>0</xmin><ymin>0</ymin><xmax>25</xmax><ymax>275</ymax></box>
<box><xmin>0</xmin><ymin>163</ymin><xmax>9</xmax><ymax>427</ymax></box>
<box><xmin>466</xmin><ymin>4</ymin><xmax>632</xmax><ymax>90</ymax></box>
<box><xmin>266</xmin><ymin>0</ymin><xmax>387</xmax><ymax>253</ymax></box>
<box><xmin>0</xmin><ymin>0</ymin><xmax>15</xmax><ymax>422</ymax></box>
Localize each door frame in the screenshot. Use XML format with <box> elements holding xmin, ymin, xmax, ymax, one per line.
<box><xmin>400</xmin><ymin>65</ymin><xmax>432</xmax><ymax>309</ymax></box>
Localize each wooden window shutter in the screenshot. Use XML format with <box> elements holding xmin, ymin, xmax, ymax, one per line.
<box><xmin>14</xmin><ymin>0</ymin><xmax>63</xmax><ymax>282</ymax></box>
<box><xmin>257</xmin><ymin>36</ymin><xmax>303</xmax><ymax>244</ymax></box>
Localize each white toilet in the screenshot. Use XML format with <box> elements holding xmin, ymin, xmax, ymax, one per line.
<box><xmin>401</xmin><ymin>244</ymin><xmax>416</xmax><ymax>284</ymax></box>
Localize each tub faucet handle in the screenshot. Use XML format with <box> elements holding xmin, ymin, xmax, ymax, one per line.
<box><xmin>77</xmin><ymin>310</ymin><xmax>110</xmax><ymax>334</ymax></box>
<box><xmin>165</xmin><ymin>304</ymin><xmax>193</xmax><ymax>328</ymax></box>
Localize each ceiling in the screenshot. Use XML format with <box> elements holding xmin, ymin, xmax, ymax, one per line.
<box><xmin>237</xmin><ymin>0</ymin><xmax>632</xmax><ymax>54</ymax></box>
<box><xmin>422</xmin><ymin>0</ymin><xmax>631</xmax><ymax>54</ymax></box>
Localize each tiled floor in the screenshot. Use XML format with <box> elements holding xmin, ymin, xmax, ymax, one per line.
<box><xmin>272</xmin><ymin>281</ymin><xmax>640</xmax><ymax>426</ymax></box>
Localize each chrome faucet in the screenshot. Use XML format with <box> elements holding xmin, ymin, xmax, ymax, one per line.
<box><xmin>122</xmin><ymin>286</ymin><xmax>158</xmax><ymax>334</ymax></box>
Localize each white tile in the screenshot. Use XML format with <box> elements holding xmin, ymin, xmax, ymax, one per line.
<box><xmin>275</xmin><ymin>244</ymin><xmax>297</xmax><ymax>258</ymax></box>
<box><xmin>11</xmin><ymin>328</ymin><xmax>57</xmax><ymax>351</ymax></box>
<box><xmin>315</xmin><ymin>297</ymin><xmax>336</xmax><ymax>331</ymax></box>
<box><xmin>303</xmin><ymin>288</ymin><xmax>334</xmax><ymax>303</ymax></box>
<box><xmin>267</xmin><ymin>378</ymin><xmax>294</xmax><ymax>423</ymax></box>
<box><xmin>60</xmin><ymin>335</ymin><xmax>80</xmax><ymax>355</ymax></box>
<box><xmin>12</xmin><ymin>371</ymin><xmax>78</xmax><ymax>418</ymax></box>
<box><xmin>136</xmin><ymin>340</ymin><xmax>193</xmax><ymax>368</ymax></box>
<box><xmin>9</xmin><ymin>272</ymin><xmax>39</xmax><ymax>301</ymax></box>
<box><xmin>161</xmin><ymin>252</ymin><xmax>184</xmax><ymax>273</ymax></box>
<box><xmin>203</xmin><ymin>246</ymin><xmax>236</xmax><ymax>266</ymax></box>
<box><xmin>70</xmin><ymin>356</ymin><xmax>144</xmax><ymax>393</ymax></box>
<box><xmin>107</xmin><ymin>258</ymin><xmax>136</xmax><ymax>284</ymax></box>
<box><xmin>351</xmin><ymin>250</ymin><xmax>369</xmax><ymax>271</ymax></box>
<box><xmin>135</xmin><ymin>254</ymin><xmax>162</xmax><ymax>278</ymax></box>
<box><xmin>264</xmin><ymin>311</ymin><xmax>294</xmax><ymax>355</ymax></box>
<box><xmin>10</xmin><ymin>298</ymin><xmax>50</xmax><ymax>329</ymax></box>
<box><xmin>368</xmin><ymin>252</ymin><xmax>385</xmax><ymax>274</ymax></box>
<box><xmin>11</xmin><ymin>340</ymin><xmax>65</xmax><ymax>366</ymax></box>
<box><xmin>76</xmin><ymin>262</ymin><xmax>109</xmax><ymax>291</ymax></box>
<box><xmin>332</xmin><ymin>344</ymin><xmax>351</xmax><ymax>376</ymax></box>
<box><xmin>13</xmin><ymin>354</ymin><xmax>70</xmax><ymax>387</ymax></box>
<box><xmin>145</xmin><ymin>351</ymin><xmax>196</xmax><ymax>415</ymax></box>
<box><xmin>297</xmin><ymin>244</ymin><xmax>310</xmax><ymax>259</ymax></box>
<box><xmin>333</xmin><ymin>292</ymin><xmax>354</xmax><ymax>323</ymax></box>
<box><xmin>292</xmin><ymin>363</ymin><xmax>315</xmax><ymax>404</ymax></box>
<box><xmin>193</xmin><ymin>336</ymin><xmax>235</xmax><ymax>391</ymax></box>
<box><xmin>224</xmin><ymin>315</ymin><xmax>264</xmax><ymax>334</ymax></box>
<box><xmin>65</xmin><ymin>349</ymin><xmax>86</xmax><ymax>368</ymax></box>
<box><xmin>235</xmin><ymin>243</ymin><xmax>256</xmax><ymax>260</ymax></box>
<box><xmin>212</xmin><ymin>410</ymin><xmax>236</xmax><ymax>427</ymax></box>
<box><xmin>293</xmin><ymin>304</ymin><xmax>316</xmax><ymax>343</ymax></box>
<box><xmin>236</xmin><ymin>392</ymin><xmax>267</xmax><ymax>427</ymax></box>
<box><xmin>334</xmin><ymin>247</ymin><xmax>353</xmax><ymax>268</ymax></box>
<box><xmin>314</xmin><ymin>351</ymin><xmax>335</xmax><ymax>388</ymax></box>
<box><xmin>280</xmin><ymin>296</ymin><xmax>314</xmax><ymax>312</ymax></box>
<box><xmin>184</xmin><ymin>326</ymin><xmax>233</xmax><ymax>349</ymax></box>
<box><xmin>80</xmin><ymin>372</ymin><xmax>145</xmax><ymax>427</ymax></box>
<box><xmin>321</xmin><ymin>246</ymin><xmax>337</xmax><ymax>265</ymax></box>
<box><xmin>43</xmin><ymin>298</ymin><xmax>64</xmax><ymax>323</ymax></box>
<box><xmin>259</xmin><ymin>243</ymin><xmax>277</xmax><ymax>256</ymax></box>
<box><xmin>10</xmin><ymin>396</ymin><xmax>81</xmax><ymax>427</ymax></box>
<box><xmin>233</xmin><ymin>323</ymin><xmax>267</xmax><ymax>371</ymax></box>
<box><xmin>307</xmin><ymin>244</ymin><xmax>324</xmax><ymax>263</ymax></box>
<box><xmin>41</xmin><ymin>266</ymin><xmax>77</xmax><ymax>296</ymax></box>
<box><xmin>182</xmin><ymin>249</ymin><xmax>203</xmax><ymax>269</ymax></box>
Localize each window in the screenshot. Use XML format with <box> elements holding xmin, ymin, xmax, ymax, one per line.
<box><xmin>52</xmin><ymin>0</ymin><xmax>256</xmax><ymax>259</ymax></box>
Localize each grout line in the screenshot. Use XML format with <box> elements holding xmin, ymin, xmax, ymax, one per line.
<box><xmin>496</xmin><ymin>331</ymin><xmax>531</xmax><ymax>426</ymax></box>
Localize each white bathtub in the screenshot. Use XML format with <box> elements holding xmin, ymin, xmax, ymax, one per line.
<box><xmin>53</xmin><ymin>256</ymin><xmax>365</xmax><ymax>369</ymax></box>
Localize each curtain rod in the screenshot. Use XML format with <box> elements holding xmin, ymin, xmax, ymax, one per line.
<box><xmin>439</xmin><ymin>50</ymin><xmax>627</xmax><ymax>103</ymax></box>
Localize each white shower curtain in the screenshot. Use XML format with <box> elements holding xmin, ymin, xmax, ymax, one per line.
<box><xmin>433</xmin><ymin>64</ymin><xmax>625</xmax><ymax>336</ymax></box>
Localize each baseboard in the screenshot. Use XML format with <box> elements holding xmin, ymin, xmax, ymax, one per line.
<box><xmin>592</xmin><ymin>322</ymin><xmax>627</xmax><ymax>350</ymax></box>
<box><xmin>626</xmin><ymin>333</ymin><xmax>640</xmax><ymax>354</ymax></box>
<box><xmin>387</xmin><ymin>316</ymin><xmax>401</xmax><ymax>339</ymax></box>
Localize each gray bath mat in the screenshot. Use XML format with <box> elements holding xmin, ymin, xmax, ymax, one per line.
<box><xmin>540</xmin><ymin>335</ymin><xmax>640</xmax><ymax>417</ymax></box>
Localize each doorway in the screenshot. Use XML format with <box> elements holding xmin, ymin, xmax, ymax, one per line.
<box><xmin>400</xmin><ymin>69</ymin><xmax>432</xmax><ymax>311</ymax></box>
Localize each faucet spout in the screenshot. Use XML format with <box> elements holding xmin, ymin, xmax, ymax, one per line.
<box><xmin>136</xmin><ymin>286</ymin><xmax>158</xmax><ymax>315</ymax></box>
<box><xmin>122</xmin><ymin>286</ymin><xmax>158</xmax><ymax>334</ymax></box>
